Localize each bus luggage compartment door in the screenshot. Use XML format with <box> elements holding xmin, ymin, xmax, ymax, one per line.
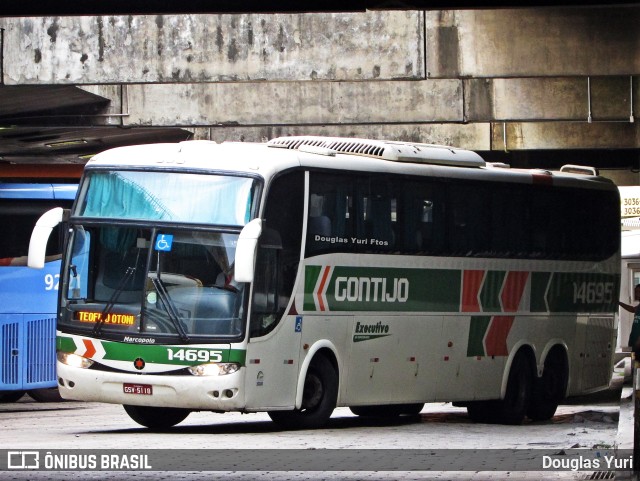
<box><xmin>0</xmin><ymin>314</ymin><xmax>57</xmax><ymax>391</ymax></box>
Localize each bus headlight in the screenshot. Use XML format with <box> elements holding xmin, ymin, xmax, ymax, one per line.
<box><xmin>188</xmin><ymin>363</ymin><xmax>240</xmax><ymax>376</ymax></box>
<box><xmin>57</xmin><ymin>351</ymin><xmax>94</xmax><ymax>369</ymax></box>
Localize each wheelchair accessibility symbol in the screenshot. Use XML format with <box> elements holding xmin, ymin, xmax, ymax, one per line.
<box><xmin>155</xmin><ymin>234</ymin><xmax>174</xmax><ymax>252</ymax></box>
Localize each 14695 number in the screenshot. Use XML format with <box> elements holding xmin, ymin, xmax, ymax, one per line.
<box><xmin>167</xmin><ymin>348</ymin><xmax>223</xmax><ymax>363</ymax></box>
<box><xmin>573</xmin><ymin>281</ymin><xmax>615</xmax><ymax>305</ymax></box>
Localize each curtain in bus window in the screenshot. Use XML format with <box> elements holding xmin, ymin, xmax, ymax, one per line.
<box><xmin>83</xmin><ymin>172</ymin><xmax>170</xmax><ymax>220</ymax></box>
<box><xmin>81</xmin><ymin>172</ymin><xmax>253</xmax><ymax>225</ymax></box>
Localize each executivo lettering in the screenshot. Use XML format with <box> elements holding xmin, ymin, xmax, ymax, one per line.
<box><xmin>353</xmin><ymin>321</ymin><xmax>391</xmax><ymax>342</ymax></box>
<box><xmin>335</xmin><ymin>277</ymin><xmax>409</xmax><ymax>303</ymax></box>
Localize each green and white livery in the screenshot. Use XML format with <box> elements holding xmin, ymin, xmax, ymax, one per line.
<box><xmin>29</xmin><ymin>136</ymin><xmax>620</xmax><ymax>428</ymax></box>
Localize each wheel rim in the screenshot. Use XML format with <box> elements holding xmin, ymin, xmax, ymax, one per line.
<box><xmin>301</xmin><ymin>371</ymin><xmax>324</xmax><ymax>411</ymax></box>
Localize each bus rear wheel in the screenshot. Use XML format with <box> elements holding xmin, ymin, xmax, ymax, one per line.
<box><xmin>268</xmin><ymin>355</ymin><xmax>338</xmax><ymax>430</ymax></box>
<box><xmin>123</xmin><ymin>405</ymin><xmax>190</xmax><ymax>429</ymax></box>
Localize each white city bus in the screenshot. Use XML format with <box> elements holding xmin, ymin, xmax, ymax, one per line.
<box><xmin>28</xmin><ymin>136</ymin><xmax>620</xmax><ymax>429</ymax></box>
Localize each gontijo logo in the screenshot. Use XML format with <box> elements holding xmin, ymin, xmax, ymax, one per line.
<box><xmin>308</xmin><ymin>266</ymin><xmax>410</xmax><ymax>312</ymax></box>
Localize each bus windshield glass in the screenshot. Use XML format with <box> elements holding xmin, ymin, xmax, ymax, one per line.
<box><xmin>62</xmin><ymin>225</ymin><xmax>245</xmax><ymax>341</ymax></box>
<box><xmin>60</xmin><ymin>170</ymin><xmax>259</xmax><ymax>342</ymax></box>
<box><xmin>77</xmin><ymin>170</ymin><xmax>256</xmax><ymax>226</ymax></box>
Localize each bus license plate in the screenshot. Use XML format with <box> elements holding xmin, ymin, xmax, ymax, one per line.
<box><xmin>123</xmin><ymin>383</ymin><xmax>153</xmax><ymax>395</ymax></box>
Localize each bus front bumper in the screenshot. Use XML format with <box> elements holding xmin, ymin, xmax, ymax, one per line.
<box><xmin>56</xmin><ymin>361</ymin><xmax>246</xmax><ymax>410</ymax></box>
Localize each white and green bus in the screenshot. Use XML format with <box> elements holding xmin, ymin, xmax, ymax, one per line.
<box><xmin>28</xmin><ymin>136</ymin><xmax>620</xmax><ymax>429</ymax></box>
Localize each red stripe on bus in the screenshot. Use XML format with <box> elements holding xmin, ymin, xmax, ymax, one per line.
<box><xmin>484</xmin><ymin>316</ymin><xmax>514</xmax><ymax>357</ymax></box>
<box><xmin>83</xmin><ymin>339</ymin><xmax>96</xmax><ymax>358</ymax></box>
<box><xmin>501</xmin><ymin>271</ymin><xmax>529</xmax><ymax>312</ymax></box>
<box><xmin>316</xmin><ymin>266</ymin><xmax>331</xmax><ymax>312</ymax></box>
<box><xmin>462</xmin><ymin>270</ymin><xmax>484</xmax><ymax>312</ymax></box>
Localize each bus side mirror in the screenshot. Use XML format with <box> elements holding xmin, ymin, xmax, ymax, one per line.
<box><xmin>235</xmin><ymin>218</ymin><xmax>262</xmax><ymax>283</ymax></box>
<box><xmin>28</xmin><ymin>207</ymin><xmax>65</xmax><ymax>269</ymax></box>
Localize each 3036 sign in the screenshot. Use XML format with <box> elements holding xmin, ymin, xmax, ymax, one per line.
<box><xmin>166</xmin><ymin>348</ymin><xmax>223</xmax><ymax>363</ymax></box>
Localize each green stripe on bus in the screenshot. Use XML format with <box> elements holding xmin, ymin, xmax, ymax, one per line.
<box><xmin>305</xmin><ymin>266</ymin><xmax>461</xmax><ymax>312</ymax></box>
<box><xmin>57</xmin><ymin>335</ymin><xmax>76</xmax><ymax>353</ymax></box>
<box><xmin>479</xmin><ymin>271</ymin><xmax>506</xmax><ymax>312</ymax></box>
<box><xmin>467</xmin><ymin>316</ymin><xmax>491</xmax><ymax>357</ymax></box>
<box><xmin>303</xmin><ymin>265</ymin><xmax>323</xmax><ymax>311</ymax></box>
<box><xmin>304</xmin><ymin>265</ymin><xmax>619</xmax><ymax>314</ymax></box>
<box><xmin>57</xmin><ymin>335</ymin><xmax>246</xmax><ymax>366</ymax></box>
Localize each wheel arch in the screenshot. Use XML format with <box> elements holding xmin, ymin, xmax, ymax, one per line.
<box><xmin>295</xmin><ymin>340</ymin><xmax>340</xmax><ymax>409</ymax></box>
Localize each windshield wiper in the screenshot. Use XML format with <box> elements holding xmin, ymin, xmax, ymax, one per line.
<box><xmin>92</xmin><ymin>266</ymin><xmax>136</xmax><ymax>336</ymax></box>
<box><xmin>150</xmin><ymin>277</ymin><xmax>190</xmax><ymax>343</ymax></box>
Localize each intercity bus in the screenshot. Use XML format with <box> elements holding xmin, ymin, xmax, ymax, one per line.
<box><xmin>0</xmin><ymin>183</ymin><xmax>77</xmax><ymax>402</ymax></box>
<box><xmin>28</xmin><ymin>137</ymin><xmax>620</xmax><ymax>428</ymax></box>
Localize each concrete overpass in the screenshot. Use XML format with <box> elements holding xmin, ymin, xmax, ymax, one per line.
<box><xmin>0</xmin><ymin>4</ymin><xmax>639</xmax><ymax>184</ymax></box>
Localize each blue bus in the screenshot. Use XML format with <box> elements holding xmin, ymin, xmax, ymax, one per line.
<box><xmin>0</xmin><ymin>183</ymin><xmax>77</xmax><ymax>402</ymax></box>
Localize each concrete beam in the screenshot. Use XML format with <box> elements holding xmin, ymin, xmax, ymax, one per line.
<box><xmin>0</xmin><ymin>12</ymin><xmax>424</xmax><ymax>84</ymax></box>
<box><xmin>465</xmin><ymin>77</ymin><xmax>636</xmax><ymax>122</ymax></box>
<box><xmin>492</xmin><ymin>121</ymin><xmax>640</xmax><ymax>150</ymax></box>
<box><xmin>426</xmin><ymin>7</ymin><xmax>640</xmax><ymax>78</ymax></box>
<box><xmin>122</xmin><ymin>80</ymin><xmax>463</xmax><ymax>125</ymax></box>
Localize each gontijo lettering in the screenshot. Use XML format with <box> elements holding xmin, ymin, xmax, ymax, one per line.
<box><xmin>75</xmin><ymin>311</ymin><xmax>135</xmax><ymax>325</ymax></box>
<box><xmin>335</xmin><ymin>276</ymin><xmax>409</xmax><ymax>303</ymax></box>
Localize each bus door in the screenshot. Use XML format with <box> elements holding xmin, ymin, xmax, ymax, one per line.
<box><xmin>244</xmin><ymin>171</ymin><xmax>305</xmax><ymax>409</ymax></box>
<box><xmin>244</xmin><ymin>228</ymin><xmax>303</xmax><ymax>409</ymax></box>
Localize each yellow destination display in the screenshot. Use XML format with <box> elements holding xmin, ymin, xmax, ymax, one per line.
<box><xmin>75</xmin><ymin>311</ymin><xmax>135</xmax><ymax>326</ymax></box>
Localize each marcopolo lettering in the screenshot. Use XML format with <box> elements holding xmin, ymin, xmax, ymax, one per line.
<box><xmin>334</xmin><ymin>276</ymin><xmax>409</xmax><ymax>303</ymax></box>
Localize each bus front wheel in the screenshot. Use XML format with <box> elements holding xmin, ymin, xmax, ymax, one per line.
<box><xmin>268</xmin><ymin>354</ymin><xmax>338</xmax><ymax>430</ymax></box>
<box><xmin>496</xmin><ymin>352</ymin><xmax>533</xmax><ymax>425</ymax></box>
<box><xmin>527</xmin><ymin>349</ymin><xmax>567</xmax><ymax>421</ymax></box>
<box><xmin>123</xmin><ymin>405</ymin><xmax>190</xmax><ymax>429</ymax></box>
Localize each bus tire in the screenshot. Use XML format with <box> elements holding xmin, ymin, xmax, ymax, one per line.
<box><xmin>496</xmin><ymin>352</ymin><xmax>533</xmax><ymax>425</ymax></box>
<box><xmin>0</xmin><ymin>390</ymin><xmax>25</xmax><ymax>403</ymax></box>
<box><xmin>350</xmin><ymin>403</ymin><xmax>424</xmax><ymax>417</ymax></box>
<box><xmin>123</xmin><ymin>405</ymin><xmax>190</xmax><ymax>429</ymax></box>
<box><xmin>527</xmin><ymin>349</ymin><xmax>567</xmax><ymax>421</ymax></box>
<box><xmin>268</xmin><ymin>354</ymin><xmax>338</xmax><ymax>430</ymax></box>
<box><xmin>28</xmin><ymin>388</ymin><xmax>64</xmax><ymax>403</ymax></box>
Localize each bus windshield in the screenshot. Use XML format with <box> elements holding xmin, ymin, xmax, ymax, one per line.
<box><xmin>59</xmin><ymin>170</ymin><xmax>260</xmax><ymax>342</ymax></box>
<box><xmin>62</xmin><ymin>225</ymin><xmax>245</xmax><ymax>341</ymax></box>
<box><xmin>77</xmin><ymin>170</ymin><xmax>256</xmax><ymax>226</ymax></box>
